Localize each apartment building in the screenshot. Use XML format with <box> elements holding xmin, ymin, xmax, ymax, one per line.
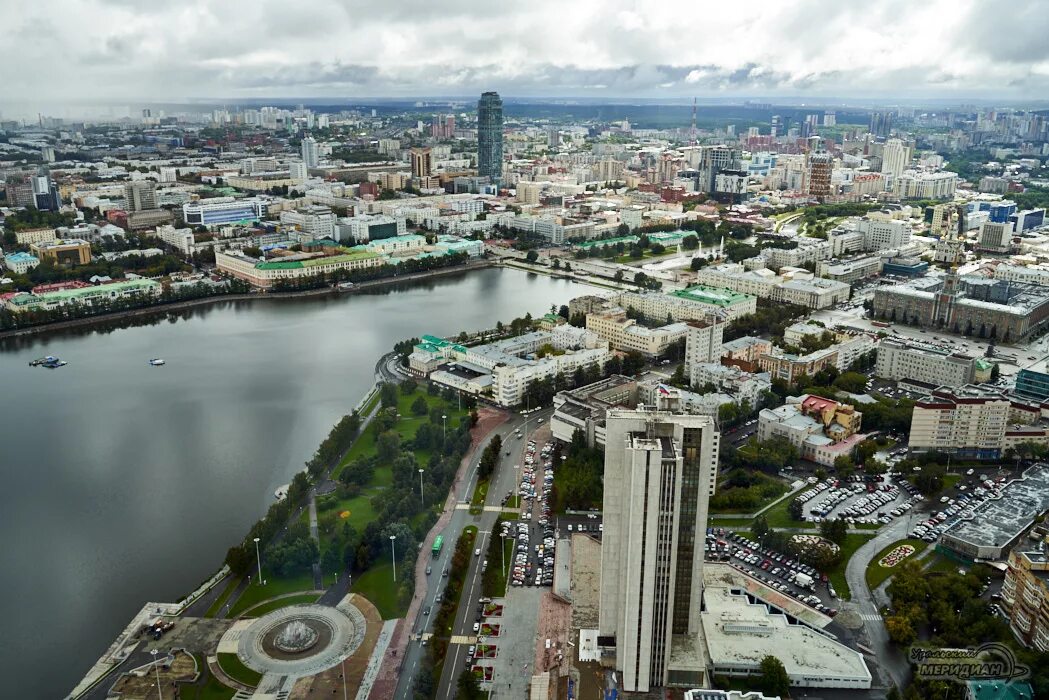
<box><xmin>14</xmin><ymin>228</ymin><xmax>57</xmax><ymax>246</ymax></box>
<box><xmin>689</xmin><ymin>362</ymin><xmax>771</xmax><ymax>406</ymax></box>
<box><xmin>909</xmin><ymin>385</ymin><xmax>1012</xmax><ymax>459</ymax></box>
<box><xmin>875</xmin><ymin>338</ymin><xmax>975</xmax><ymax>387</ymax></box>
<box><xmin>664</xmin><ymin>286</ymin><xmax>757</xmax><ymax>320</ymax></box>
<box><xmin>619</xmin><ymin>288</ymin><xmax>754</xmax><ymax>323</ymax></box>
<box><xmin>585</xmin><ymin>308</ymin><xmax>688</xmax><ymax>357</ymax></box>
<box><xmin>409</xmin><ymin>329</ymin><xmax>610</xmax><ymax>407</ymax></box>
<box><xmin>720</xmin><ymin>337</ymin><xmax>773</xmax><ymax>372</ymax></box>
<box><xmin>599</xmin><ymin>403</ymin><xmax>719</xmax><ymax>691</ymax></box>
<box><xmin>816</xmin><ymin>256</ymin><xmax>882</xmax><ymax>285</ymax></box>
<box><xmin>279</xmin><ymin>205</ymin><xmax>336</xmax><ymax>240</ymax></box>
<box><xmin>684</xmin><ymin>319</ymin><xmax>726</xmax><ymax>374</ymax></box>
<box><xmin>1002</xmin><ymin>547</ymin><xmax>1049</xmax><ymax>651</ymax></box>
<box><xmin>772</xmin><ymin>277</ymin><xmax>851</xmax><ymax>309</ymax></box>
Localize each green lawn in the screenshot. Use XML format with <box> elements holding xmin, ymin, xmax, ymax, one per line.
<box><xmin>352</xmin><ymin>558</ymin><xmax>405</xmax><ymax>619</ymax></box>
<box><xmin>828</xmin><ymin>533</ymin><xmax>876</xmax><ymax>601</ymax></box>
<box><xmin>484</xmin><ymin>537</ymin><xmax>515</xmax><ymax>598</ymax></box>
<box><xmin>240</xmin><ymin>592</ymin><xmax>321</xmax><ymax>618</ymax></box>
<box><xmin>924</xmin><ymin>554</ymin><xmax>970</xmax><ymax>576</ymax></box>
<box><xmin>865</xmin><ymin>539</ymin><xmax>928</xmax><ymax>590</ymax></box>
<box><xmin>203</xmin><ymin>577</ymin><xmax>238</xmax><ymax>618</ymax></box>
<box><xmin>183</xmin><ymin>674</ymin><xmax>235</xmax><ymax>700</ymax></box>
<box><xmin>217</xmin><ymin>653</ymin><xmax>262</xmax><ymax>688</ymax></box>
<box><xmin>470</xmin><ymin>478</ymin><xmax>490</xmax><ymax>514</ymax></box>
<box><xmin>316</xmin><ymin>489</ymin><xmax>381</xmax><ymax>538</ymax></box>
<box><xmin>760</xmin><ymin>497</ymin><xmax>814</xmax><ymax>530</ymax></box>
<box><xmin>361</xmin><ymin>390</ymin><xmax>381</xmax><ymax>416</ymax></box>
<box><xmin>228</xmin><ymin>569</ymin><xmax>317</xmax><ymax>617</ymax></box>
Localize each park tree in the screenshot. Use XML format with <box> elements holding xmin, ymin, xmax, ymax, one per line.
<box><xmin>758</xmin><ymin>655</ymin><xmax>791</xmax><ymax>698</ymax></box>
<box><xmin>411</xmin><ymin>395</ymin><xmax>429</xmax><ymax>416</ymax></box>
<box><xmin>380</xmin><ymin>382</ymin><xmax>399</xmax><ymax>408</ymax></box>
<box><xmin>525</xmin><ymin>250</ymin><xmax>539</xmax><ymax>263</ymax></box>
<box><xmin>819</xmin><ymin>517</ymin><xmax>848</xmax><ymax>544</ymax></box>
<box><xmin>376</xmin><ymin>430</ymin><xmax>402</xmax><ymax>463</ymax></box>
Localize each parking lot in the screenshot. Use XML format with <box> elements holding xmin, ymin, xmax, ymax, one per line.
<box><xmin>794</xmin><ymin>474</ymin><xmax>923</xmax><ymax>526</ymax></box>
<box><xmin>708</xmin><ymin>529</ymin><xmax>840</xmax><ymax>615</ymax></box>
<box><xmin>909</xmin><ymin>470</ymin><xmax>1011</xmax><ymax>543</ymax></box>
<box><xmin>509</xmin><ymin>437</ymin><xmax>557</xmax><ymax>589</ymax></box>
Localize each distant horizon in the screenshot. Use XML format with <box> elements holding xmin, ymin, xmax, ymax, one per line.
<box><xmin>6</xmin><ymin>95</ymin><xmax>1049</xmax><ymax>123</ymax></box>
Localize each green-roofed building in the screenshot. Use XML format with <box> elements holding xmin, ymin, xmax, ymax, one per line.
<box><xmin>573</xmin><ymin>235</ymin><xmax>639</xmax><ymax>250</ymax></box>
<box><xmin>5</xmin><ymin>278</ymin><xmax>163</xmax><ymax>313</ymax></box>
<box><xmin>215</xmin><ymin>248</ymin><xmax>386</xmax><ymax>288</ymax></box>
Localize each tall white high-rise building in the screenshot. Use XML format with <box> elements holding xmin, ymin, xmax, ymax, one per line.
<box><xmin>599</xmin><ymin>398</ymin><xmax>719</xmax><ymax>692</ymax></box>
<box><xmin>880</xmin><ymin>138</ymin><xmax>910</xmax><ymax>179</ymax></box>
<box><xmin>301</xmin><ymin>135</ymin><xmax>319</xmax><ymax>168</ymax></box>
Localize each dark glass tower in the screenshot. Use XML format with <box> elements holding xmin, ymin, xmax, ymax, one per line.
<box><xmin>477</xmin><ymin>91</ymin><xmax>503</xmax><ymax>185</ymax></box>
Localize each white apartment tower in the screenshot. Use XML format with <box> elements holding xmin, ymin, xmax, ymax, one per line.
<box><xmin>301</xmin><ymin>135</ymin><xmax>319</xmax><ymax>168</ymax></box>
<box><xmin>599</xmin><ymin>400</ymin><xmax>719</xmax><ymax>692</ymax></box>
<box><xmin>881</xmin><ymin>138</ymin><xmax>910</xmax><ymax>179</ymax></box>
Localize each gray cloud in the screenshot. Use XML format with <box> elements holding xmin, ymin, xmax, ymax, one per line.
<box><xmin>0</xmin><ymin>0</ymin><xmax>1047</xmax><ymax>108</ymax></box>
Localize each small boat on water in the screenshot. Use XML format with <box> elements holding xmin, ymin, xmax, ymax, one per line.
<box><xmin>148</xmin><ymin>358</ymin><xmax>166</xmax><ymax>366</ymax></box>
<box><xmin>41</xmin><ymin>356</ymin><xmax>67</xmax><ymax>369</ymax></box>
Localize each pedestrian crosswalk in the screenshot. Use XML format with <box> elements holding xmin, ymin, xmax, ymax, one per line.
<box><xmin>450</xmin><ymin>635</ymin><xmax>475</xmax><ymax>644</ymax></box>
<box><xmin>860</xmin><ymin>613</ymin><xmax>883</xmax><ymax>622</ymax></box>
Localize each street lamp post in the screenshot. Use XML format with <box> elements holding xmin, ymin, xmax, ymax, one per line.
<box><xmin>390</xmin><ymin>535</ymin><xmax>398</xmax><ymax>583</ymax></box>
<box><xmin>151</xmin><ymin>649</ymin><xmax>163</xmax><ymax>700</ymax></box>
<box><xmin>418</xmin><ymin>468</ymin><xmax>425</xmax><ymax>505</ymax></box>
<box><xmin>442</xmin><ymin>414</ymin><xmax>447</xmax><ymax>442</ymax></box>
<box><xmin>253</xmin><ymin>537</ymin><xmax>262</xmax><ymax>585</ymax></box>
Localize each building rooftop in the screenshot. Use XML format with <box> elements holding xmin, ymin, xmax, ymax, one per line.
<box><xmin>701</xmin><ymin>577</ymin><xmax>870</xmax><ymax>684</ymax></box>
<box><xmin>255</xmin><ymin>249</ymin><xmax>381</xmax><ymax>269</ymax></box>
<box><xmin>671</xmin><ymin>285</ymin><xmax>754</xmax><ymax>307</ymax></box>
<box><xmin>965</xmin><ymin>680</ymin><xmax>1033</xmax><ymax>700</ymax></box>
<box><xmin>943</xmin><ymin>463</ymin><xmax>1049</xmax><ymax>554</ymax></box>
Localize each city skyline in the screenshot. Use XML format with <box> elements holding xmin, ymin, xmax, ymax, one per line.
<box><xmin>4</xmin><ymin>0</ymin><xmax>1049</xmax><ymax>110</ymax></box>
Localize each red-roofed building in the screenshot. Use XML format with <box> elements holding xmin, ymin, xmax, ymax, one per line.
<box><xmin>32</xmin><ymin>280</ymin><xmax>91</xmax><ymax>295</ymax></box>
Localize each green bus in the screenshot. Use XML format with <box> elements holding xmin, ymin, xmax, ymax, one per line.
<box><xmin>432</xmin><ymin>535</ymin><xmax>444</xmax><ymax>557</ymax></box>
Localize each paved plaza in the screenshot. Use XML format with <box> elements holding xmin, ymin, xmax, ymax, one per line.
<box><xmin>219</xmin><ymin>598</ymin><xmax>367</xmax><ymax>679</ymax></box>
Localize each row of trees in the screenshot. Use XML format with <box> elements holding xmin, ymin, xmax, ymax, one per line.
<box><xmin>550</xmin><ymin>430</ymin><xmax>604</xmax><ymax>512</ymax></box>
<box><xmin>270</xmin><ymin>251</ymin><xmax>470</xmax><ymax>291</ymax></box>
<box><xmin>884</xmin><ymin>559</ymin><xmax>1049</xmax><ymax>698</ymax></box>
<box><xmin>0</xmin><ymin>278</ymin><xmax>252</xmax><ymax>331</ymax></box>
<box><xmin>708</xmin><ymin>469</ymin><xmax>786</xmax><ymax>512</ymax></box>
<box><xmin>750</xmin><ymin>514</ymin><xmax>843</xmax><ymax>570</ymax></box>
<box><xmin>723</xmin><ymin>300</ymin><xmax>809</xmax><ymax>342</ymax></box>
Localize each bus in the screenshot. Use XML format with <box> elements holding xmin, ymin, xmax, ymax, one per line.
<box><xmin>432</xmin><ymin>535</ymin><xmax>444</xmax><ymax>557</ymax></box>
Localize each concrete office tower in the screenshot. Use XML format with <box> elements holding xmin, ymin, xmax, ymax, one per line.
<box><xmin>599</xmin><ymin>398</ymin><xmax>719</xmax><ymax>692</ymax></box>
<box><xmin>301</xmin><ymin>135</ymin><xmax>319</xmax><ymax>168</ymax></box>
<box><xmin>124</xmin><ymin>180</ymin><xmax>158</xmax><ymax>212</ymax></box>
<box><xmin>477</xmin><ymin>91</ymin><xmax>504</xmax><ymax>185</ymax></box>
<box><xmin>410</xmin><ymin>147</ymin><xmax>433</xmax><ymax>178</ymax></box>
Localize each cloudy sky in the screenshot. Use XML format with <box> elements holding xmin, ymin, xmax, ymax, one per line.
<box><xmin>3</xmin><ymin>0</ymin><xmax>1049</xmax><ymax>107</ymax></box>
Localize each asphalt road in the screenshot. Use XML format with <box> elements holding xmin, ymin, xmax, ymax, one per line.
<box><xmin>843</xmin><ymin>509</ymin><xmax>925</xmax><ymax>691</ymax></box>
<box><xmin>393</xmin><ymin>407</ymin><xmax>553</xmax><ymax>699</ymax></box>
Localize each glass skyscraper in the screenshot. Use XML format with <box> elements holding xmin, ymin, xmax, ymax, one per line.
<box><xmin>477</xmin><ymin>91</ymin><xmax>503</xmax><ymax>185</ymax></box>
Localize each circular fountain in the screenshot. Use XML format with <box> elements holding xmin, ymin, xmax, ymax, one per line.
<box><xmin>272</xmin><ymin>619</ymin><xmax>320</xmax><ymax>654</ymax></box>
